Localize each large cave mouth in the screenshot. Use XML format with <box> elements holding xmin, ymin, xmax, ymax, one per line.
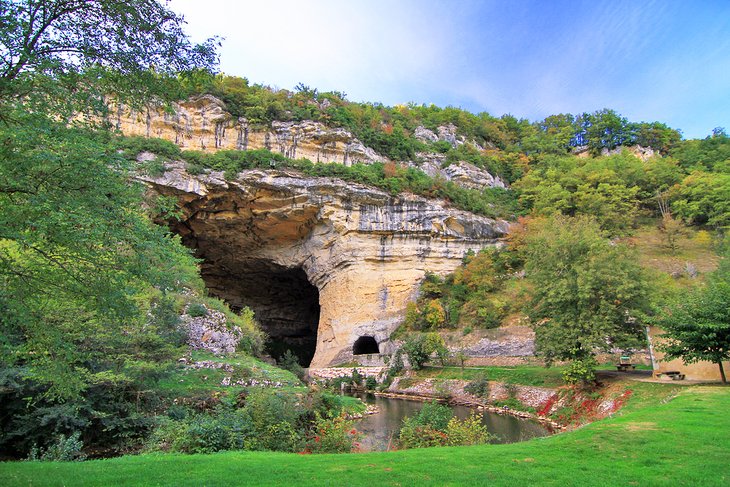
<box><xmin>201</xmin><ymin>260</ymin><xmax>320</xmax><ymax>367</ymax></box>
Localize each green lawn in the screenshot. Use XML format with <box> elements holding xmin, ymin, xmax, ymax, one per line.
<box><xmin>412</xmin><ymin>364</ymin><xmax>653</xmax><ymax>387</ymax></box>
<box><xmin>3</xmin><ymin>385</ymin><xmax>727</xmax><ymax>486</ymax></box>
<box><xmin>156</xmin><ymin>351</ymin><xmax>302</xmax><ymax>397</ymax></box>
<box><xmin>412</xmin><ymin>365</ymin><xmax>568</xmax><ymax>386</ymax></box>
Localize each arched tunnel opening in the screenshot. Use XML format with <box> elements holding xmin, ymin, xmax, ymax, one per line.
<box><xmin>353</xmin><ymin>336</ymin><xmax>380</xmax><ymax>355</ymax></box>
<box><xmin>199</xmin><ymin>259</ymin><xmax>321</xmax><ymax>367</ymax></box>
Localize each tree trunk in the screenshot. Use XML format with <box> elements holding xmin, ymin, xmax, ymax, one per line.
<box><xmin>718</xmin><ymin>361</ymin><xmax>727</xmax><ymax>384</ymax></box>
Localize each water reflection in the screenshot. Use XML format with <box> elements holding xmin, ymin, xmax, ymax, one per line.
<box><xmin>352</xmin><ymin>393</ymin><xmax>552</xmax><ymax>451</ymax></box>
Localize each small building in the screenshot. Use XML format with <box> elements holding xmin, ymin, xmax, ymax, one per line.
<box><xmin>648</xmin><ymin>326</ymin><xmax>729</xmax><ymax>381</ymax></box>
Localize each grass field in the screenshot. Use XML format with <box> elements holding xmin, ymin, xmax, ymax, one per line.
<box><xmin>410</xmin><ymin>364</ymin><xmax>651</xmax><ymax>387</ymax></box>
<box><xmin>3</xmin><ymin>384</ymin><xmax>727</xmax><ymax>486</ymax></box>
<box><xmin>411</xmin><ymin>365</ymin><xmax>567</xmax><ymax>386</ymax></box>
<box><xmin>156</xmin><ymin>351</ymin><xmax>303</xmax><ymax>397</ymax></box>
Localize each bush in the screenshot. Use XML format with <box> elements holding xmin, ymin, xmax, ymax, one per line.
<box><xmin>410</xmin><ymin>402</ymin><xmax>453</xmax><ymax>431</ymax></box>
<box><xmin>365</xmin><ymin>376</ymin><xmax>377</xmax><ymax>390</ymax></box>
<box><xmin>445</xmin><ymin>412</ymin><xmax>492</xmax><ymax>446</ymax></box>
<box><xmin>350</xmin><ymin>368</ymin><xmax>364</xmax><ymax>386</ymax></box>
<box><xmin>28</xmin><ymin>432</ymin><xmax>86</xmax><ymax>462</ymax></box>
<box><xmin>278</xmin><ymin>350</ymin><xmax>305</xmax><ymax>380</ymax></box>
<box><xmin>398</xmin><ymin>422</ymin><xmax>448</xmax><ymax>449</ymax></box>
<box><xmin>398</xmin><ymin>402</ymin><xmax>492</xmax><ymax>449</ymax></box>
<box><xmin>464</xmin><ymin>374</ymin><xmax>489</xmax><ymax>398</ymax></box>
<box><xmin>116</xmin><ymin>135</ymin><xmax>182</xmax><ymax>161</ymax></box>
<box><xmin>146</xmin><ymin>408</ymin><xmax>254</xmax><ymax>454</ymax></box>
<box><xmin>306</xmin><ymin>414</ymin><xmax>360</xmax><ymax>454</ymax></box>
<box><xmin>146</xmin><ymin>389</ymin><xmax>309</xmax><ymax>454</ymax></box>
<box><xmin>187</xmin><ymin>303</ymin><xmax>208</xmax><ymax>317</ymax></box>
<box><xmin>402</xmin><ymin>335</ymin><xmax>430</xmax><ymax>369</ymax></box>
<box><xmin>401</xmin><ymin>333</ymin><xmax>448</xmax><ymax>370</ymax></box>
<box><xmin>562</xmin><ymin>357</ymin><xmax>598</xmax><ymax>385</ymax></box>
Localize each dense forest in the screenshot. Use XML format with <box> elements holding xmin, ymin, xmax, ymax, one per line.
<box><xmin>1</xmin><ymin>0</ymin><xmax>728</xmax><ymax>462</ymax></box>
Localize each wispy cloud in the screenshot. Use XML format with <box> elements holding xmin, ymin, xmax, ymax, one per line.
<box><xmin>171</xmin><ymin>0</ymin><xmax>730</xmax><ymax>138</ymax></box>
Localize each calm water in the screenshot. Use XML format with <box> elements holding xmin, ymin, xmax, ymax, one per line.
<box><xmin>351</xmin><ymin>393</ymin><xmax>553</xmax><ymax>451</ymax></box>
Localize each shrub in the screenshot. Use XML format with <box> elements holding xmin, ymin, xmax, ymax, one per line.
<box><xmin>27</xmin><ymin>432</ymin><xmax>86</xmax><ymax>462</ymax></box>
<box><xmin>445</xmin><ymin>412</ymin><xmax>492</xmax><ymax>446</ymax></box>
<box><xmin>562</xmin><ymin>357</ymin><xmax>598</xmax><ymax>385</ymax></box>
<box><xmin>146</xmin><ymin>408</ymin><xmax>254</xmax><ymax>454</ymax></box>
<box><xmin>464</xmin><ymin>374</ymin><xmax>489</xmax><ymax>398</ymax></box>
<box><xmin>410</xmin><ymin>402</ymin><xmax>453</xmax><ymax>431</ymax></box>
<box><xmin>402</xmin><ymin>335</ymin><xmax>430</xmax><ymax>369</ymax></box>
<box><xmin>148</xmin><ymin>389</ymin><xmax>308</xmax><ymax>454</ymax></box>
<box><xmin>365</xmin><ymin>376</ymin><xmax>377</xmax><ymax>390</ymax></box>
<box><xmin>398</xmin><ymin>421</ymin><xmax>448</xmax><ymax>449</ymax></box>
<box><xmin>424</xmin><ymin>299</ymin><xmax>446</xmax><ymax>329</ymax></box>
<box><xmin>350</xmin><ymin>368</ymin><xmax>364</xmax><ymax>386</ymax></box>
<box><xmin>143</xmin><ymin>159</ymin><xmax>167</xmax><ymax>176</ymax></box>
<box><xmin>403</xmin><ymin>301</ymin><xmax>422</xmax><ymax>330</ymax></box>
<box><xmin>306</xmin><ymin>414</ymin><xmax>360</xmax><ymax>454</ymax></box>
<box><xmin>401</xmin><ymin>333</ymin><xmax>449</xmax><ymax>369</ymax></box>
<box><xmin>187</xmin><ymin>303</ymin><xmax>208</xmax><ymax>317</ymax></box>
<box><xmin>398</xmin><ymin>402</ymin><xmax>493</xmax><ymax>449</ymax></box>
<box><xmin>116</xmin><ymin>135</ymin><xmax>182</xmax><ymax>161</ymax></box>
<box><xmin>278</xmin><ymin>350</ymin><xmax>305</xmax><ymax>380</ymax></box>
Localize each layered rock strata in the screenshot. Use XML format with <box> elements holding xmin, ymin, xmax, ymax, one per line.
<box><xmin>143</xmin><ymin>163</ymin><xmax>508</xmax><ymax>367</ymax></box>
<box><xmin>114</xmin><ymin>95</ymin><xmax>383</xmax><ymax>165</ymax></box>
<box><xmin>113</xmin><ymin>95</ymin><xmax>506</xmax><ymax>190</ymax></box>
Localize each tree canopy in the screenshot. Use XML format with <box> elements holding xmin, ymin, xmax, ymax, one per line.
<box><xmin>0</xmin><ymin>0</ymin><xmax>219</xmax><ymax>117</ymax></box>
<box><xmin>656</xmin><ymin>259</ymin><xmax>730</xmax><ymax>382</ymax></box>
<box><xmin>0</xmin><ymin>0</ymin><xmax>224</xmax><ymax>457</ymax></box>
<box><xmin>523</xmin><ymin>216</ymin><xmax>652</xmax><ymax>366</ymax></box>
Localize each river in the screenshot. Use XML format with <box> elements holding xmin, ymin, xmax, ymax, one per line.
<box><xmin>352</xmin><ymin>393</ymin><xmax>553</xmax><ymax>451</ymax></box>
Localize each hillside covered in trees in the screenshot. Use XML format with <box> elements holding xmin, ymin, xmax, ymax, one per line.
<box><xmin>1</xmin><ymin>0</ymin><xmax>728</xmax><ymax>468</ymax></box>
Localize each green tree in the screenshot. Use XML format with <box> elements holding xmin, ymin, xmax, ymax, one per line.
<box><xmin>0</xmin><ymin>0</ymin><xmax>219</xmax><ymax>117</ymax></box>
<box><xmin>656</xmin><ymin>270</ymin><xmax>730</xmax><ymax>383</ymax></box>
<box><xmin>524</xmin><ymin>216</ymin><xmax>651</xmax><ymax>373</ymax></box>
<box><xmin>401</xmin><ymin>333</ymin><xmax>448</xmax><ymax>369</ymax></box>
<box><xmin>671</xmin><ymin>171</ymin><xmax>730</xmax><ymax>228</ymax></box>
<box><xmin>0</xmin><ymin>117</ymin><xmax>202</xmax><ymax>398</ymax></box>
<box><xmin>0</xmin><ymin>0</ymin><xmax>221</xmax><ymax>458</ymax></box>
<box><xmin>584</xmin><ymin>109</ymin><xmax>630</xmax><ymax>153</ymax></box>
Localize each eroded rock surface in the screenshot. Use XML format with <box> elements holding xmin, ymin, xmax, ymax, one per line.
<box><xmin>114</xmin><ymin>95</ymin><xmax>383</xmax><ymax>165</ymax></box>
<box><xmin>181</xmin><ymin>305</ymin><xmax>243</xmax><ymax>355</ymax></box>
<box><xmin>114</xmin><ymin>95</ymin><xmax>507</xmax><ymax>191</ymax></box>
<box><xmin>143</xmin><ymin>163</ymin><xmax>507</xmax><ymax>367</ymax></box>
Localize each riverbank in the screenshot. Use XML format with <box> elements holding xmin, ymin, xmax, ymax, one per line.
<box><xmin>3</xmin><ymin>384</ymin><xmax>725</xmax><ymax>486</ymax></box>
<box><xmin>310</xmin><ymin>365</ymin><xmax>647</xmax><ymax>430</ymax></box>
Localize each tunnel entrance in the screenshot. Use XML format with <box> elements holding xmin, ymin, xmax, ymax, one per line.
<box><xmin>353</xmin><ymin>336</ymin><xmax>380</xmax><ymax>355</ymax></box>
<box><xmin>199</xmin><ymin>259</ymin><xmax>320</xmax><ymax>367</ymax></box>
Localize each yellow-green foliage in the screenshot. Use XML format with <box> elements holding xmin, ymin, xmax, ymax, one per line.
<box><xmin>404</xmin><ymin>249</ymin><xmax>513</xmax><ymax>332</ymax></box>
<box><xmin>424</xmin><ymin>299</ymin><xmax>446</xmax><ymax>328</ymax></box>
<box><xmin>445</xmin><ymin>412</ymin><xmax>492</xmax><ymax>446</ymax></box>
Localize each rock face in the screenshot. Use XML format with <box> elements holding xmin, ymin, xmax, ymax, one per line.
<box><xmin>418</xmin><ymin>153</ymin><xmax>507</xmax><ymax>190</ymax></box>
<box><xmin>573</xmin><ymin>144</ymin><xmax>657</xmax><ymax>161</ymax></box>
<box><xmin>143</xmin><ymin>163</ymin><xmax>508</xmax><ymax>367</ymax></box>
<box><xmin>181</xmin><ymin>305</ymin><xmax>243</xmax><ymax>355</ymax></box>
<box><xmin>461</xmin><ymin>330</ymin><xmax>535</xmax><ymax>357</ymax></box>
<box><xmin>113</xmin><ymin>95</ymin><xmax>383</xmax><ymax>166</ymax></box>
<box><xmin>113</xmin><ymin>95</ymin><xmax>508</xmax><ymax>191</ymax></box>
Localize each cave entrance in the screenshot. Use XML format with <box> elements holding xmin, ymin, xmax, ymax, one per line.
<box><xmin>200</xmin><ymin>260</ymin><xmax>320</xmax><ymax>368</ymax></box>
<box><xmin>353</xmin><ymin>336</ymin><xmax>380</xmax><ymax>355</ymax></box>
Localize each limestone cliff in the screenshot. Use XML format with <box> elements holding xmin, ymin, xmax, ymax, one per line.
<box><xmin>113</xmin><ymin>95</ymin><xmax>507</xmax><ymax>190</ymax></box>
<box><xmin>142</xmin><ymin>162</ymin><xmax>508</xmax><ymax>367</ymax></box>
<box><xmin>114</xmin><ymin>94</ymin><xmax>383</xmax><ymax>165</ymax></box>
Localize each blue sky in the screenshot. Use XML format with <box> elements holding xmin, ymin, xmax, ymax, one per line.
<box><xmin>170</xmin><ymin>0</ymin><xmax>730</xmax><ymax>139</ymax></box>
